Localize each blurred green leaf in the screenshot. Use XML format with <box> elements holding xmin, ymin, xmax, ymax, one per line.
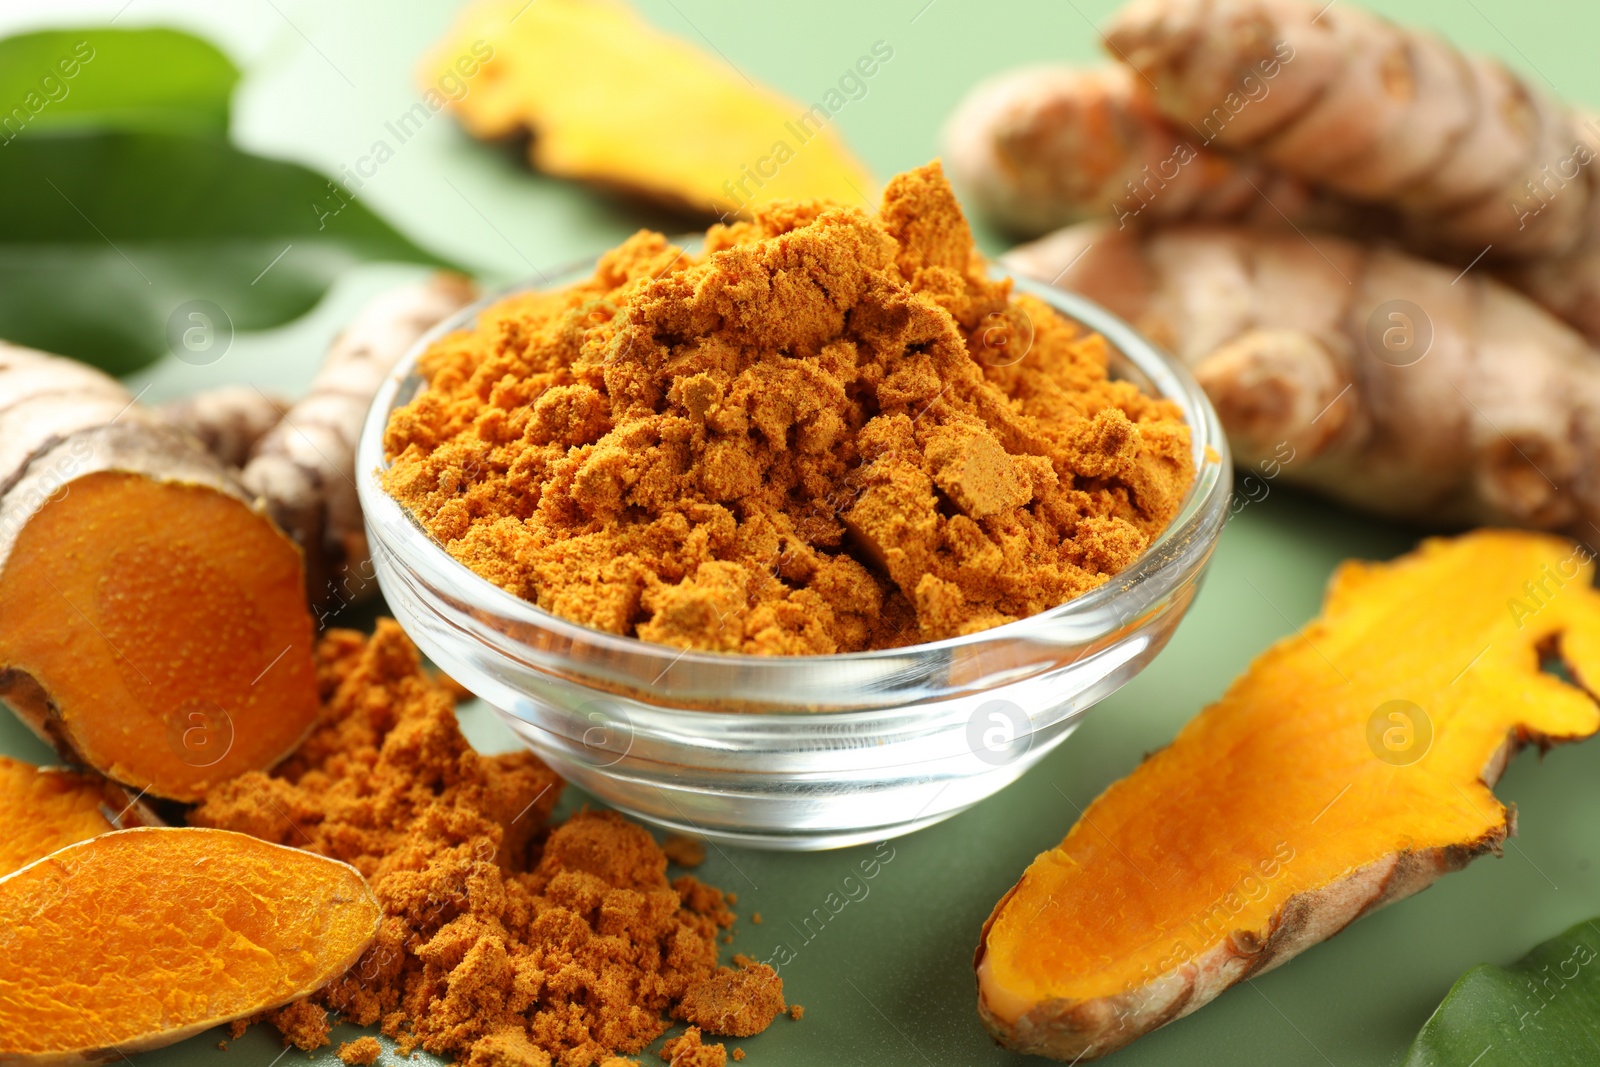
<box><xmin>1404</xmin><ymin>918</ymin><xmax>1600</xmax><ymax>1066</ymax></box>
<box><xmin>0</xmin><ymin>28</ymin><xmax>237</xmax><ymax>138</ymax></box>
<box><xmin>0</xmin><ymin>129</ymin><xmax>461</xmax><ymax>374</ymax></box>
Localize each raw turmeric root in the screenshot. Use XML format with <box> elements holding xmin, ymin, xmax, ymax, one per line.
<box><xmin>158</xmin><ymin>386</ymin><xmax>287</xmax><ymax>469</ymax></box>
<box><xmin>0</xmin><ymin>827</ymin><xmax>379</xmax><ymax>1065</ymax></box>
<box><xmin>0</xmin><ymin>342</ymin><xmax>318</xmax><ymax>802</ymax></box>
<box><xmin>426</xmin><ymin>0</ymin><xmax>878</xmax><ymax>217</ymax></box>
<box><xmin>941</xmin><ymin>63</ymin><xmax>1359</xmax><ymax>237</ymax></box>
<box><xmin>1105</xmin><ymin>0</ymin><xmax>1599</xmax><ymax>257</ymax></box>
<box><xmin>237</xmin><ymin>273</ymin><xmax>476</xmax><ymax>610</ymax></box>
<box><xmin>0</xmin><ymin>756</ymin><xmax>153</xmax><ymax>876</ymax></box>
<box><xmin>1100</xmin><ymin>0</ymin><xmax>1600</xmax><ymax>339</ymax></box>
<box><xmin>943</xmin><ymin>0</ymin><xmax>1600</xmax><ymax>341</ymax></box>
<box><xmin>976</xmin><ymin>530</ymin><xmax>1600</xmax><ymax>1060</ymax></box>
<box><xmin>1004</xmin><ymin>222</ymin><xmax>1600</xmax><ymax>538</ymax></box>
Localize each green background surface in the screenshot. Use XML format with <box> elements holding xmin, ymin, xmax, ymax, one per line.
<box><xmin>2</xmin><ymin>0</ymin><xmax>1598</xmax><ymax>1064</ymax></box>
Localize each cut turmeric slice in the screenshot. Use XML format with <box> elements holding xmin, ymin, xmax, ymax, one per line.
<box><xmin>0</xmin><ymin>343</ymin><xmax>319</xmax><ymax>802</ymax></box>
<box><xmin>0</xmin><ymin>827</ymin><xmax>379</xmax><ymax>1064</ymax></box>
<box><xmin>425</xmin><ymin>0</ymin><xmax>878</xmax><ymax>217</ymax></box>
<box><xmin>0</xmin><ymin>756</ymin><xmax>153</xmax><ymax>876</ymax></box>
<box><xmin>976</xmin><ymin>530</ymin><xmax>1600</xmax><ymax>1060</ymax></box>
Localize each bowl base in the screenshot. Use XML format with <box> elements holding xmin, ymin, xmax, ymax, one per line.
<box><xmin>598</xmin><ymin>801</ymin><xmax>972</xmax><ymax>852</ymax></box>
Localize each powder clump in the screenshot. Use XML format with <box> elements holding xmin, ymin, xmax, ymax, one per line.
<box><xmin>658</xmin><ymin>1028</ymin><xmax>725</xmax><ymax>1067</ymax></box>
<box><xmin>340</xmin><ymin>1037</ymin><xmax>383</xmax><ymax>1066</ymax></box>
<box><xmin>383</xmin><ymin>162</ymin><xmax>1192</xmax><ymax>654</ymax></box>
<box><xmin>193</xmin><ymin>621</ymin><xmax>767</xmax><ymax>1066</ymax></box>
<box><xmin>676</xmin><ymin>962</ymin><xmax>785</xmax><ymax>1037</ymax></box>
<box><xmin>271</xmin><ymin>1001</ymin><xmax>331</xmax><ymax>1051</ymax></box>
<box><xmin>661</xmin><ymin>834</ymin><xmax>707</xmax><ymax>868</ymax></box>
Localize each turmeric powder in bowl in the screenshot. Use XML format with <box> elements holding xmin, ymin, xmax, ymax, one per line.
<box><xmin>382</xmin><ymin>162</ymin><xmax>1192</xmax><ymax>655</ymax></box>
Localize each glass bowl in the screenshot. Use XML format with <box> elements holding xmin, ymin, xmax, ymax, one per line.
<box><xmin>356</xmin><ymin>259</ymin><xmax>1231</xmax><ymax>851</ymax></box>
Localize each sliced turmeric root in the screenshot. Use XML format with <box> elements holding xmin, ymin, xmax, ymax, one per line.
<box><xmin>426</xmin><ymin>0</ymin><xmax>878</xmax><ymax>217</ymax></box>
<box><xmin>0</xmin><ymin>827</ymin><xmax>379</xmax><ymax>1065</ymax></box>
<box><xmin>0</xmin><ymin>343</ymin><xmax>318</xmax><ymax>802</ymax></box>
<box><xmin>0</xmin><ymin>756</ymin><xmax>153</xmax><ymax>876</ymax></box>
<box><xmin>976</xmin><ymin>530</ymin><xmax>1600</xmax><ymax>1060</ymax></box>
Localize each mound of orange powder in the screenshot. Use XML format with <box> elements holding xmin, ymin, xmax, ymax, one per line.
<box><xmin>194</xmin><ymin>622</ymin><xmax>781</xmax><ymax>1066</ymax></box>
<box><xmin>383</xmin><ymin>162</ymin><xmax>1192</xmax><ymax>653</ymax></box>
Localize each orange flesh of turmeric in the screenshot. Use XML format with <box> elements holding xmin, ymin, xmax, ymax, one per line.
<box><xmin>427</xmin><ymin>0</ymin><xmax>878</xmax><ymax>217</ymax></box>
<box><xmin>979</xmin><ymin>530</ymin><xmax>1600</xmax><ymax>1024</ymax></box>
<box><xmin>0</xmin><ymin>756</ymin><xmax>119</xmax><ymax>876</ymax></box>
<box><xmin>0</xmin><ymin>827</ymin><xmax>380</xmax><ymax>1062</ymax></box>
<box><xmin>0</xmin><ymin>471</ymin><xmax>319</xmax><ymax>802</ymax></box>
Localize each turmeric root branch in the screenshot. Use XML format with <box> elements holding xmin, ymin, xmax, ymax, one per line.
<box><xmin>1005</xmin><ymin>223</ymin><xmax>1600</xmax><ymax>539</ymax></box>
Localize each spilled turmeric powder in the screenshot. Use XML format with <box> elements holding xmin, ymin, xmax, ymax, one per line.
<box><xmin>193</xmin><ymin>621</ymin><xmax>770</xmax><ymax>1066</ymax></box>
<box><xmin>383</xmin><ymin>162</ymin><xmax>1192</xmax><ymax>654</ymax></box>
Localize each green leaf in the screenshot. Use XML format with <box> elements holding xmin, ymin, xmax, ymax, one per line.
<box><xmin>1404</xmin><ymin>919</ymin><xmax>1600</xmax><ymax>1066</ymax></box>
<box><xmin>0</xmin><ymin>28</ymin><xmax>237</xmax><ymax>139</ymax></box>
<box><xmin>0</xmin><ymin>128</ymin><xmax>462</xmax><ymax>375</ymax></box>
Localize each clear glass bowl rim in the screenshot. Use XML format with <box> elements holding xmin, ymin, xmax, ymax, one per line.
<box><xmin>356</xmin><ymin>252</ymin><xmax>1231</xmax><ymax>678</ymax></box>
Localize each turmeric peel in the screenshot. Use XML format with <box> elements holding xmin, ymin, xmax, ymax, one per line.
<box><xmin>0</xmin><ymin>827</ymin><xmax>379</xmax><ymax>1065</ymax></box>
<box><xmin>1096</xmin><ymin>0</ymin><xmax>1600</xmax><ymax>342</ymax></box>
<box><xmin>976</xmin><ymin>530</ymin><xmax>1600</xmax><ymax>1060</ymax></box>
<box><xmin>383</xmin><ymin>162</ymin><xmax>1193</xmax><ymax>653</ymax></box>
<box><xmin>158</xmin><ymin>385</ymin><xmax>287</xmax><ymax>469</ymax></box>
